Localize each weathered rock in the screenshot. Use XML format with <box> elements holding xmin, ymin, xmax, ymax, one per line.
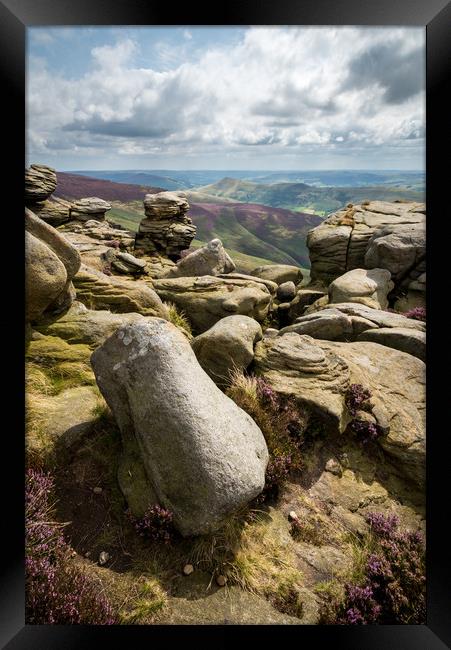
<box><xmin>218</xmin><ymin>272</ymin><xmax>278</xmax><ymax>296</ymax></box>
<box><xmin>26</xmin><ymin>231</ymin><xmax>68</xmax><ymax>322</ymax></box>
<box><xmin>91</xmin><ymin>319</ymin><xmax>269</xmax><ymax>536</ymax></box>
<box><xmin>254</xmin><ymin>334</ymin><xmax>425</xmax><ymax>485</ymax></box>
<box><xmin>25</xmin><ymin>164</ymin><xmax>57</xmax><ymax>202</ymax></box>
<box><xmin>60</xmin><ymin>219</ymin><xmax>135</xmax><ymax>251</ymax></box>
<box><xmin>192</xmin><ymin>315</ymin><xmax>262</xmax><ymax>386</ymax></box>
<box><xmin>70</xmin><ymin>197</ymin><xmax>112</xmax><ymax>221</ymax></box>
<box><xmin>73</xmin><ymin>264</ymin><xmax>168</xmax><ymax>318</ymax></box>
<box><xmin>36</xmin><ymin>301</ymin><xmax>149</xmax><ymax>348</ymax></box>
<box><xmin>288</xmin><ymin>289</ymin><xmax>327</xmax><ymax>321</ymax></box>
<box><xmin>152</xmin><ymin>275</ymin><xmax>273</xmax><ymax>333</ymax></box>
<box><xmin>31</xmin><ymin>196</ymin><xmax>73</xmax><ymax>226</ymax></box>
<box><xmin>277</xmin><ymin>281</ymin><xmax>296</xmax><ymax>302</ymax></box>
<box><xmin>135</xmin><ymin>192</ymin><xmax>196</xmax><ymax>259</ymax></box>
<box><xmin>305</xmin><ymin>302</ymin><xmax>426</xmax><ymax>331</ymax></box>
<box><xmin>142</xmin><ymin>255</ymin><xmax>177</xmax><ymax>279</ymax></box>
<box><xmin>280</xmin><ymin>308</ymin><xmax>356</xmax><ymax>341</ymax></box>
<box><xmin>357</xmin><ymin>327</ymin><xmax>426</xmax><ymax>362</ymax></box>
<box><xmin>103</xmin><ymin>249</ymin><xmax>147</xmax><ymax>275</ymax></box>
<box><xmin>26</xmin><ymin>208</ymin><xmax>81</xmax><ymax>279</ymax></box>
<box><xmin>307</xmin><ymin>201</ymin><xmax>426</xmax><ymax>287</ymax></box>
<box><xmin>280</xmin><ymin>303</ymin><xmax>425</xmax><ymax>352</ymax></box>
<box><xmin>169</xmin><ymin>239</ymin><xmax>235</xmax><ymax>277</ymax></box>
<box><xmin>328</xmin><ymin>268</ymin><xmax>394</xmax><ymax>310</ymax></box>
<box><xmin>365</xmin><ymin>222</ymin><xmax>425</xmax><ymax>284</ymax></box>
<box><xmin>25</xmin><ymin>209</ymin><xmax>81</xmax><ymax>321</ymax></box>
<box><xmin>254</xmin><ymin>333</ymin><xmax>351</xmax><ymax>431</ymax></box>
<box><xmin>251</xmin><ymin>264</ymin><xmax>303</xmax><ymax>286</ymax></box>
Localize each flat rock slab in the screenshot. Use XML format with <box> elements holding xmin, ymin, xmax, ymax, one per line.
<box><xmin>160</xmin><ymin>572</ymin><xmax>301</xmax><ymax>625</ymax></box>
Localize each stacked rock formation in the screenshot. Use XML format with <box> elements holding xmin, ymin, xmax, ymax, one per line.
<box><xmin>134</xmin><ymin>191</ymin><xmax>196</xmax><ymax>260</ymax></box>
<box><xmin>69</xmin><ymin>197</ymin><xmax>112</xmax><ymax>221</ymax></box>
<box><xmin>25</xmin><ymin>163</ymin><xmax>112</xmax><ymax>225</ymax></box>
<box><xmin>307</xmin><ymin>201</ymin><xmax>426</xmax><ymax>305</ymax></box>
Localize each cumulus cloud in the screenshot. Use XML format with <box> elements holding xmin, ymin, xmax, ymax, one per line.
<box><xmin>26</xmin><ymin>27</ymin><xmax>425</xmax><ymax>168</ymax></box>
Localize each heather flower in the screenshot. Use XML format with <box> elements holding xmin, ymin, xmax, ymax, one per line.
<box><xmin>26</xmin><ymin>468</ymin><xmax>115</xmax><ymax>625</ymax></box>
<box><xmin>403</xmin><ymin>306</ymin><xmax>426</xmax><ymax>322</ymax></box>
<box><xmin>365</xmin><ymin>512</ymin><xmax>399</xmax><ymax>538</ymax></box>
<box><xmin>128</xmin><ymin>504</ymin><xmax>175</xmax><ymax>544</ymax></box>
<box><xmin>345</xmin><ymin>384</ymin><xmax>372</xmax><ymax>417</ymax></box>
<box><xmin>327</xmin><ymin>512</ymin><xmax>425</xmax><ymax>625</ymax></box>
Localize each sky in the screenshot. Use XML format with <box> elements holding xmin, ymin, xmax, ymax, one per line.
<box><xmin>26</xmin><ymin>26</ymin><xmax>425</xmax><ymax>171</ymax></box>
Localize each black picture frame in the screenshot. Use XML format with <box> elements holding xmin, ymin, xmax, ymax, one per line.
<box><xmin>2</xmin><ymin>1</ymin><xmax>450</xmax><ymax>647</ymax></box>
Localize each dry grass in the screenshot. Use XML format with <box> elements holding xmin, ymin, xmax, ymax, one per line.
<box><xmin>164</xmin><ymin>302</ymin><xmax>192</xmax><ymax>337</ymax></box>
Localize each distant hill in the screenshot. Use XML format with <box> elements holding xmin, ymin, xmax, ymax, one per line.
<box><xmin>67</xmin><ymin>170</ymin><xmax>190</xmax><ymax>191</ymax></box>
<box><xmin>109</xmin><ymin>199</ymin><xmax>321</xmax><ymax>268</ymax></box>
<box><xmin>198</xmin><ymin>178</ymin><xmax>425</xmax><ymax>215</ymax></box>
<box><xmin>55</xmin><ymin>172</ymin><xmax>164</xmax><ymax>201</ymax></box>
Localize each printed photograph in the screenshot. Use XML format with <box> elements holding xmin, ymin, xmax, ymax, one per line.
<box><xmin>25</xmin><ymin>26</ymin><xmax>426</xmax><ymax>625</ymax></box>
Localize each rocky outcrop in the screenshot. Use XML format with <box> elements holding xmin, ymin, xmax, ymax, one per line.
<box><xmin>168</xmin><ymin>239</ymin><xmax>235</xmax><ymax>277</ymax></box>
<box><xmin>280</xmin><ymin>302</ymin><xmax>425</xmax><ymax>358</ymax></box>
<box><xmin>307</xmin><ymin>201</ymin><xmax>426</xmax><ymax>293</ymax></box>
<box><xmin>192</xmin><ymin>315</ymin><xmax>262</xmax><ymax>386</ymax></box>
<box><xmin>73</xmin><ymin>264</ymin><xmax>168</xmax><ymax>318</ymax></box>
<box><xmin>134</xmin><ymin>192</ymin><xmax>196</xmax><ymax>259</ymax></box>
<box><xmin>69</xmin><ymin>197</ymin><xmax>112</xmax><ymax>221</ymax></box>
<box><xmin>25</xmin><ymin>208</ymin><xmax>81</xmax><ymax>322</ymax></box>
<box><xmin>25</xmin><ymin>164</ymin><xmax>57</xmax><ymax>202</ymax></box>
<box><xmin>30</xmin><ymin>196</ymin><xmax>73</xmax><ymax>226</ymax></box>
<box><xmin>103</xmin><ymin>249</ymin><xmax>147</xmax><ymax>275</ymax></box>
<box><xmin>357</xmin><ymin>327</ymin><xmax>426</xmax><ymax>362</ymax></box>
<box><xmin>251</xmin><ymin>264</ymin><xmax>303</xmax><ymax>285</ymax></box>
<box><xmin>328</xmin><ymin>268</ymin><xmax>394</xmax><ymax>310</ymax></box>
<box><xmin>254</xmin><ymin>333</ymin><xmax>425</xmax><ymax>486</ymax></box>
<box><xmin>152</xmin><ymin>275</ymin><xmax>273</xmax><ymax>333</ymax></box>
<box><xmin>36</xmin><ymin>301</ymin><xmax>149</xmax><ymax>348</ymax></box>
<box><xmin>91</xmin><ymin>319</ymin><xmax>269</xmax><ymax>536</ymax></box>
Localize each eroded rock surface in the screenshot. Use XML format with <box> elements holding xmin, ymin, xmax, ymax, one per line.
<box><xmin>73</xmin><ymin>264</ymin><xmax>168</xmax><ymax>318</ymax></box>
<box><xmin>254</xmin><ymin>333</ymin><xmax>425</xmax><ymax>486</ymax></box>
<box><xmin>192</xmin><ymin>315</ymin><xmax>262</xmax><ymax>386</ymax></box>
<box><xmin>251</xmin><ymin>264</ymin><xmax>303</xmax><ymax>285</ymax></box>
<box><xmin>168</xmin><ymin>239</ymin><xmax>235</xmax><ymax>277</ymax></box>
<box><xmin>152</xmin><ymin>275</ymin><xmax>273</xmax><ymax>333</ymax></box>
<box><xmin>307</xmin><ymin>201</ymin><xmax>425</xmax><ymax>290</ymax></box>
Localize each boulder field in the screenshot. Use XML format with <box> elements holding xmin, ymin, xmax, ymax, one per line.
<box><xmin>25</xmin><ymin>164</ymin><xmax>426</xmax><ymax>624</ymax></box>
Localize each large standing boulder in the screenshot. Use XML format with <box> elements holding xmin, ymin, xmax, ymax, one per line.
<box><xmin>134</xmin><ymin>192</ymin><xmax>196</xmax><ymax>259</ymax></box>
<box><xmin>251</xmin><ymin>264</ymin><xmax>303</xmax><ymax>286</ymax></box>
<box><xmin>168</xmin><ymin>239</ymin><xmax>235</xmax><ymax>277</ymax></box>
<box><xmin>25</xmin><ymin>164</ymin><xmax>57</xmax><ymax>202</ymax></box>
<box><xmin>307</xmin><ymin>201</ymin><xmax>425</xmax><ymax>289</ymax></box>
<box><xmin>328</xmin><ymin>268</ymin><xmax>394</xmax><ymax>310</ymax></box>
<box><xmin>91</xmin><ymin>319</ymin><xmax>269</xmax><ymax>536</ymax></box>
<box><xmin>152</xmin><ymin>275</ymin><xmax>273</xmax><ymax>333</ymax></box>
<box><xmin>25</xmin><ymin>208</ymin><xmax>81</xmax><ymax>321</ymax></box>
<box><xmin>73</xmin><ymin>264</ymin><xmax>168</xmax><ymax>318</ymax></box>
<box><xmin>192</xmin><ymin>315</ymin><xmax>262</xmax><ymax>386</ymax></box>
